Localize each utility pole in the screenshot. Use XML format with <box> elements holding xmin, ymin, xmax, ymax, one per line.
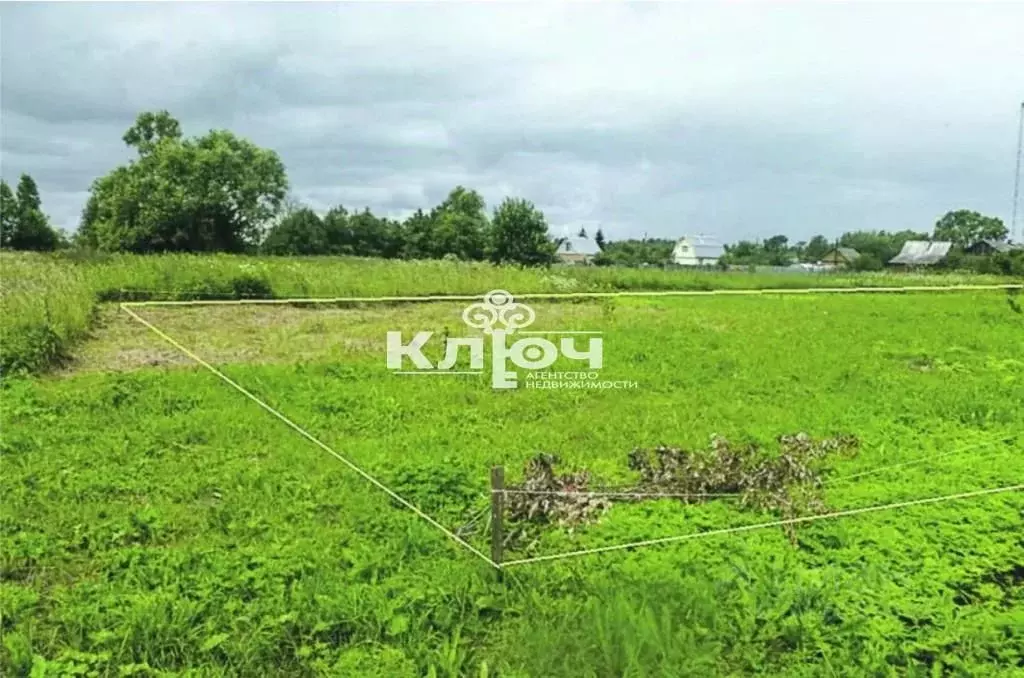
<box><xmin>1013</xmin><ymin>101</ymin><xmax>1024</xmax><ymax>243</ymax></box>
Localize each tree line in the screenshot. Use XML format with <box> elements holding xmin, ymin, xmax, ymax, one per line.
<box><xmin>0</xmin><ymin>175</ymin><xmax>66</xmax><ymax>251</ymax></box>
<box><xmin>2</xmin><ymin>110</ymin><xmax>1018</xmax><ymax>274</ymax></box>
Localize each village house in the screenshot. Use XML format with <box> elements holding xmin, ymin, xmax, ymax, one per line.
<box><xmin>671</xmin><ymin>235</ymin><xmax>725</xmax><ymax>267</ymax></box>
<box><xmin>888</xmin><ymin>241</ymin><xmax>953</xmax><ymax>267</ymax></box>
<box><xmin>819</xmin><ymin>247</ymin><xmax>860</xmax><ymax>267</ymax></box>
<box><xmin>965</xmin><ymin>239</ymin><xmax>1021</xmax><ymax>255</ymax></box>
<box><xmin>555</xmin><ymin>236</ymin><xmax>601</xmax><ymax>265</ymax></box>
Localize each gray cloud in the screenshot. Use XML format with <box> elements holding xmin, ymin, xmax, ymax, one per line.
<box><xmin>2</xmin><ymin>2</ymin><xmax>1022</xmax><ymax>242</ymax></box>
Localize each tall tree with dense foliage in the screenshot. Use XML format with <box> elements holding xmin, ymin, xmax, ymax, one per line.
<box><xmin>0</xmin><ymin>175</ymin><xmax>60</xmax><ymax>251</ymax></box>
<box><xmin>0</xmin><ymin>181</ymin><xmax>17</xmax><ymax>248</ymax></box>
<box><xmin>721</xmin><ymin>240</ymin><xmax>763</xmax><ymax>265</ymax></box>
<box><xmin>261</xmin><ymin>207</ymin><xmax>327</xmax><ymax>255</ymax></box>
<box><xmin>400</xmin><ymin>209</ymin><xmax>435</xmax><ymax>259</ymax></box>
<box><xmin>431</xmin><ymin>186</ymin><xmax>488</xmax><ymax>261</ymax></box>
<box><xmin>347</xmin><ymin>208</ymin><xmax>401</xmax><ymax>258</ymax></box>
<box><xmin>595</xmin><ymin>238</ymin><xmax>673</xmax><ymax>266</ymax></box>
<box><xmin>488</xmin><ymin>198</ymin><xmax>556</xmax><ymax>266</ymax></box>
<box><xmin>932</xmin><ymin>209</ymin><xmax>1007</xmax><ymax>248</ymax></box>
<box><xmin>595</xmin><ymin>228</ymin><xmax>606</xmax><ymax>251</ymax></box>
<box><xmin>78</xmin><ymin>111</ymin><xmax>288</xmax><ymax>252</ymax></box>
<box><xmin>802</xmin><ymin>235</ymin><xmax>832</xmax><ymax>262</ymax></box>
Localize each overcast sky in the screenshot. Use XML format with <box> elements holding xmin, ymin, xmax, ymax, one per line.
<box><xmin>2</xmin><ymin>2</ymin><xmax>1023</xmax><ymax>242</ymax></box>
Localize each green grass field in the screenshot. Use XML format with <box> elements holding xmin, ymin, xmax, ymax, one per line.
<box><xmin>3</xmin><ymin>282</ymin><xmax>1022</xmax><ymax>676</ymax></box>
<box><xmin>1</xmin><ymin>249</ymin><xmax>1018</xmax><ymax>376</ymax></box>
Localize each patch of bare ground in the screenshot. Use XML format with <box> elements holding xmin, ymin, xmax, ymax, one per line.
<box><xmin>57</xmin><ymin>298</ymin><xmax>646</xmax><ymax>375</ymax></box>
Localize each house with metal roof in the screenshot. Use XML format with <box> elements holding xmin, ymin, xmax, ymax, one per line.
<box><xmin>671</xmin><ymin>235</ymin><xmax>725</xmax><ymax>267</ymax></box>
<box><xmin>965</xmin><ymin>239</ymin><xmax>1019</xmax><ymax>255</ymax></box>
<box><xmin>888</xmin><ymin>241</ymin><xmax>953</xmax><ymax>266</ymax></box>
<box><xmin>820</xmin><ymin>247</ymin><xmax>860</xmax><ymax>266</ymax></box>
<box><xmin>555</xmin><ymin>236</ymin><xmax>601</xmax><ymax>265</ymax></box>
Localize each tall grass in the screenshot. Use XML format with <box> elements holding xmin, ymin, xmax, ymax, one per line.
<box><xmin>0</xmin><ymin>255</ymin><xmax>96</xmax><ymax>374</ymax></box>
<box><xmin>1</xmin><ymin>250</ymin><xmax>1018</xmax><ymax>376</ymax></box>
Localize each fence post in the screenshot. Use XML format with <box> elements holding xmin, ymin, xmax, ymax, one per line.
<box><xmin>490</xmin><ymin>465</ymin><xmax>504</xmax><ymax>576</ymax></box>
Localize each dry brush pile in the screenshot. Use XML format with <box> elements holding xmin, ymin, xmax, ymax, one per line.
<box><xmin>502</xmin><ymin>432</ymin><xmax>860</xmax><ymax>548</ymax></box>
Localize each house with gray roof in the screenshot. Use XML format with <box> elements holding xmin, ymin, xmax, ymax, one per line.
<box><xmin>965</xmin><ymin>239</ymin><xmax>1020</xmax><ymax>255</ymax></box>
<box><xmin>671</xmin><ymin>235</ymin><xmax>725</xmax><ymax>267</ymax></box>
<box><xmin>555</xmin><ymin>236</ymin><xmax>601</xmax><ymax>265</ymax></box>
<box><xmin>888</xmin><ymin>241</ymin><xmax>953</xmax><ymax>266</ymax></box>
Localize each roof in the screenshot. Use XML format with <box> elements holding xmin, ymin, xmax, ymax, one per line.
<box><xmin>556</xmin><ymin>236</ymin><xmax>601</xmax><ymax>256</ymax></box>
<box><xmin>674</xmin><ymin>235</ymin><xmax>725</xmax><ymax>259</ymax></box>
<box><xmin>888</xmin><ymin>241</ymin><xmax>953</xmax><ymax>265</ymax></box>
<box><xmin>820</xmin><ymin>247</ymin><xmax>860</xmax><ymax>263</ymax></box>
<box><xmin>970</xmin><ymin>239</ymin><xmax>1013</xmax><ymax>253</ymax></box>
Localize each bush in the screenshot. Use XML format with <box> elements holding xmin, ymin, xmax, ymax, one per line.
<box><xmin>851</xmin><ymin>254</ymin><xmax>884</xmax><ymax>271</ymax></box>
<box><xmin>0</xmin><ymin>322</ymin><xmax>67</xmax><ymax>376</ymax></box>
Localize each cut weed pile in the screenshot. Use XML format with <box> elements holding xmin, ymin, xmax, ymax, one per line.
<box><xmin>504</xmin><ymin>433</ymin><xmax>860</xmax><ymax>548</ymax></box>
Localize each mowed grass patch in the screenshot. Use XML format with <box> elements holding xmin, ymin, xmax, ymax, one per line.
<box><xmin>3</xmin><ymin>291</ymin><xmax>1023</xmax><ymax>675</ymax></box>
<box><xmin>101</xmin><ymin>292</ymin><xmax>1023</xmax><ymax>472</ymax></box>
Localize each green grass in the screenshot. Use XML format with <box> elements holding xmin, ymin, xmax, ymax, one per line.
<box><xmin>2</xmin><ymin>249</ymin><xmax>1019</xmax><ymax>376</ymax></box>
<box><xmin>2</xmin><ymin>292</ymin><xmax>1022</xmax><ymax>676</ymax></box>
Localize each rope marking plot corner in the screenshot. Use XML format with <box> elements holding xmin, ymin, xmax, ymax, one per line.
<box><xmin>118</xmin><ymin>304</ymin><xmax>500</xmax><ymax>570</ymax></box>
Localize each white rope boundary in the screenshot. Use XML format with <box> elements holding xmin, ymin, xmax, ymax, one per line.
<box><xmin>823</xmin><ymin>437</ymin><xmax>1014</xmax><ymax>486</ymax></box>
<box><xmin>120</xmin><ymin>304</ymin><xmax>501</xmax><ymax>570</ymax></box>
<box><xmin>495</xmin><ymin>489</ymin><xmax>744</xmax><ymax>499</ymax></box>
<box><xmin>119</xmin><ymin>283</ymin><xmax>1023</xmax><ymax>308</ymax></box>
<box><xmin>500</xmin><ymin>484</ymin><xmax>1024</xmax><ymax>567</ymax></box>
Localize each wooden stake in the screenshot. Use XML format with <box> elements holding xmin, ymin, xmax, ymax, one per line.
<box><xmin>490</xmin><ymin>465</ymin><xmax>504</xmax><ymax>576</ymax></box>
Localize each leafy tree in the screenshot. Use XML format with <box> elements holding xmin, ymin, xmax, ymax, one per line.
<box><xmin>851</xmin><ymin>253</ymin><xmax>884</xmax><ymax>271</ymax></box>
<box><xmin>15</xmin><ymin>174</ymin><xmax>42</xmax><ymax>213</ymax></box>
<box><xmin>121</xmin><ymin>110</ymin><xmax>182</xmax><ymax>153</ymax></box>
<box><xmin>595</xmin><ymin>228</ymin><xmax>606</xmax><ymax>251</ymax></box>
<box><xmin>0</xmin><ymin>175</ymin><xmax>60</xmax><ymax>251</ymax></box>
<box><xmin>400</xmin><ymin>209</ymin><xmax>435</xmax><ymax>259</ymax></box>
<box><xmin>933</xmin><ymin>209</ymin><xmax>1007</xmax><ymax>248</ymax></box>
<box><xmin>262</xmin><ymin>207</ymin><xmax>327</xmax><ymax>255</ymax></box>
<box><xmin>763</xmin><ymin>234</ymin><xmax>789</xmax><ymax>253</ymax></box>
<box><xmin>431</xmin><ymin>186</ymin><xmax>488</xmax><ymax>261</ymax></box>
<box><xmin>0</xmin><ymin>181</ymin><xmax>17</xmax><ymax>248</ymax></box>
<box><xmin>348</xmin><ymin>208</ymin><xmax>400</xmax><ymax>258</ymax></box>
<box><xmin>722</xmin><ymin>240</ymin><xmax>763</xmax><ymax>265</ymax></box>
<box><xmin>802</xmin><ymin>235</ymin><xmax>832</xmax><ymax>262</ymax></box>
<box><xmin>80</xmin><ymin>111</ymin><xmax>288</xmax><ymax>252</ymax></box>
<box><xmin>595</xmin><ymin>238</ymin><xmax>673</xmax><ymax>267</ymax></box>
<box><xmin>489</xmin><ymin>197</ymin><xmax>556</xmax><ymax>266</ymax></box>
<box><xmin>322</xmin><ymin>206</ymin><xmax>352</xmax><ymax>255</ymax></box>
<box><xmin>759</xmin><ymin>235</ymin><xmax>790</xmax><ymax>265</ymax></box>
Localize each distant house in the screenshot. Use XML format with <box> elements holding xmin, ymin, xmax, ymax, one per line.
<box><xmin>965</xmin><ymin>239</ymin><xmax>1017</xmax><ymax>255</ymax></box>
<box><xmin>671</xmin><ymin>235</ymin><xmax>724</xmax><ymax>267</ymax></box>
<box><xmin>888</xmin><ymin>241</ymin><xmax>953</xmax><ymax>266</ymax></box>
<box><xmin>555</xmin><ymin>236</ymin><xmax>601</xmax><ymax>265</ymax></box>
<box><xmin>820</xmin><ymin>247</ymin><xmax>860</xmax><ymax>267</ymax></box>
